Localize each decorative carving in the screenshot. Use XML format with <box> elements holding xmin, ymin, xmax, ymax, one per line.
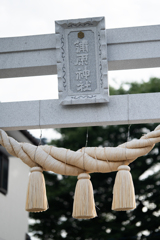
<box><xmin>55</xmin><ymin>17</ymin><xmax>109</xmax><ymax>105</ymax></box>
<box><xmin>61</xmin><ymin>35</ymin><xmax>66</xmax><ymax>90</ymax></box>
<box><xmin>99</xmin><ymin>61</ymin><xmax>103</xmax><ymax>88</ymax></box>
<box><xmin>98</xmin><ymin>32</ymin><xmax>103</xmax><ymax>88</ymax></box>
<box><xmin>98</xmin><ymin>32</ymin><xmax>101</xmax><ymax>58</ymax></box>
<box><xmin>68</xmin><ymin>22</ymin><xmax>93</xmax><ymax>28</ymax></box>
<box><xmin>61</xmin><ymin>35</ymin><xmax>65</xmax><ymax>60</ymax></box>
<box><xmin>71</xmin><ymin>95</ymin><xmax>96</xmax><ymax>99</ymax></box>
<box><xmin>62</xmin><ymin>64</ymin><xmax>66</xmax><ymax>90</ymax></box>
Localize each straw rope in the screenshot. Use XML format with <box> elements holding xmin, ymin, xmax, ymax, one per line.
<box><xmin>0</xmin><ymin>125</ymin><xmax>160</xmax><ymax>176</ymax></box>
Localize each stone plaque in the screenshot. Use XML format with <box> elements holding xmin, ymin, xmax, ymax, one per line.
<box><xmin>55</xmin><ymin>17</ymin><xmax>109</xmax><ymax>105</ymax></box>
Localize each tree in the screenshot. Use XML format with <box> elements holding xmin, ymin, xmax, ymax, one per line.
<box><xmin>30</xmin><ymin>78</ymin><xmax>160</xmax><ymax>240</ymax></box>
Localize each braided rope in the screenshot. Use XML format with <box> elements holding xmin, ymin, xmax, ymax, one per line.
<box><xmin>0</xmin><ymin>126</ymin><xmax>160</xmax><ymax>176</ymax></box>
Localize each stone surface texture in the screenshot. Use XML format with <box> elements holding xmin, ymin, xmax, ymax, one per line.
<box><xmin>1</xmin><ymin>24</ymin><xmax>160</xmax><ymax>129</ymax></box>
<box><xmin>1</xmin><ymin>25</ymin><xmax>160</xmax><ymax>78</ymax></box>
<box><xmin>1</xmin><ymin>93</ymin><xmax>160</xmax><ymax>130</ymax></box>
<box><xmin>55</xmin><ymin>17</ymin><xmax>109</xmax><ymax>105</ymax></box>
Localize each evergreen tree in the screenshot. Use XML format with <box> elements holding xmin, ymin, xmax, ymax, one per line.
<box><xmin>30</xmin><ymin>78</ymin><xmax>160</xmax><ymax>240</ymax></box>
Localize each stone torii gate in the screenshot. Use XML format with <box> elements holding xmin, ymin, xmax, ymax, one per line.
<box><xmin>1</xmin><ymin>17</ymin><xmax>160</xmax><ymax>131</ymax></box>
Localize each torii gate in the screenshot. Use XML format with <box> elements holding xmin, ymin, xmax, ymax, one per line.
<box><xmin>1</xmin><ymin>17</ymin><xmax>160</xmax><ymax>219</ymax></box>
<box><xmin>1</xmin><ymin>17</ymin><xmax>160</xmax><ymax>131</ymax></box>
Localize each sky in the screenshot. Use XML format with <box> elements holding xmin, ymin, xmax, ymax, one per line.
<box><xmin>1</xmin><ymin>0</ymin><xmax>160</xmax><ymax>141</ymax></box>
<box><xmin>1</xmin><ymin>1</ymin><xmax>160</xmax><ymax>239</ymax></box>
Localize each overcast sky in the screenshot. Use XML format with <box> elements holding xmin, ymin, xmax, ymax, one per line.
<box><xmin>1</xmin><ymin>0</ymin><xmax>160</xmax><ymax>141</ymax></box>
<box><xmin>1</xmin><ymin>1</ymin><xmax>160</xmax><ymax>239</ymax></box>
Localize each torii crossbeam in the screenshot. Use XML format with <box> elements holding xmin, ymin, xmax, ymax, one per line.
<box><xmin>1</xmin><ymin>23</ymin><xmax>160</xmax><ymax>130</ymax></box>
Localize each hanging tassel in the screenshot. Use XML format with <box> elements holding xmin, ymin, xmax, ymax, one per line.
<box><xmin>112</xmin><ymin>165</ymin><xmax>136</xmax><ymax>211</ymax></box>
<box><xmin>72</xmin><ymin>173</ymin><xmax>97</xmax><ymax>219</ymax></box>
<box><xmin>25</xmin><ymin>166</ymin><xmax>48</xmax><ymax>212</ymax></box>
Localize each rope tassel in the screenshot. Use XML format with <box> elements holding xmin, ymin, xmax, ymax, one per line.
<box><xmin>112</xmin><ymin>165</ymin><xmax>136</xmax><ymax>211</ymax></box>
<box><xmin>72</xmin><ymin>173</ymin><xmax>97</xmax><ymax>219</ymax></box>
<box><xmin>25</xmin><ymin>167</ymin><xmax>48</xmax><ymax>212</ymax></box>
<box><xmin>1</xmin><ymin>126</ymin><xmax>160</xmax><ymax>218</ymax></box>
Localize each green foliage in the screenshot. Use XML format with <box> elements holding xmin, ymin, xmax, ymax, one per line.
<box><xmin>110</xmin><ymin>77</ymin><xmax>160</xmax><ymax>95</ymax></box>
<box><xmin>30</xmin><ymin>78</ymin><xmax>160</xmax><ymax>240</ymax></box>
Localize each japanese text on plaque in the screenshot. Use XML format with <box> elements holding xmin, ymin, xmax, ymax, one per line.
<box><xmin>74</xmin><ymin>39</ymin><xmax>91</xmax><ymax>92</ymax></box>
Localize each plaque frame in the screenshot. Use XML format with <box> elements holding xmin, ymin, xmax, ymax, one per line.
<box><xmin>55</xmin><ymin>17</ymin><xmax>109</xmax><ymax>105</ymax></box>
